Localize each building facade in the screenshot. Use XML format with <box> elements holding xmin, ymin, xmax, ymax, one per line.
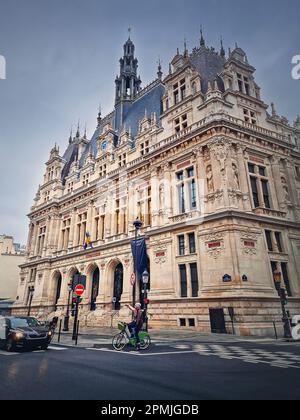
<box><xmin>0</xmin><ymin>235</ymin><xmax>25</xmax><ymax>314</ymax></box>
<box><xmin>13</xmin><ymin>34</ymin><xmax>300</xmax><ymax>336</ymax></box>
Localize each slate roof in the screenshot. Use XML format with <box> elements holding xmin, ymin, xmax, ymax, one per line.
<box><xmin>190</xmin><ymin>45</ymin><xmax>226</xmax><ymax>94</ymax></box>
<box><xmin>61</xmin><ymin>42</ymin><xmax>228</xmax><ymax>183</ymax></box>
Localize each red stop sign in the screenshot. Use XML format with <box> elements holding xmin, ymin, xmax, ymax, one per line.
<box><xmin>75</xmin><ymin>284</ymin><xmax>85</xmax><ymax>296</ymax></box>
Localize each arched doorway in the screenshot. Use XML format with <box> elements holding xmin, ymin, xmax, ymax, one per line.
<box><xmin>90</xmin><ymin>267</ymin><xmax>100</xmax><ymax>311</ymax></box>
<box><xmin>54</xmin><ymin>274</ymin><xmax>62</xmax><ymax>308</ymax></box>
<box><xmin>113</xmin><ymin>263</ymin><xmax>123</xmax><ymax>310</ymax></box>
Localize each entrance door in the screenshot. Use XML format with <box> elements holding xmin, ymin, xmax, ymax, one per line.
<box><xmin>209</xmin><ymin>309</ymin><xmax>227</xmax><ymax>334</ymax></box>
<box><xmin>113</xmin><ymin>263</ymin><xmax>123</xmax><ymax>310</ymax></box>
<box><xmin>90</xmin><ymin>268</ymin><xmax>100</xmax><ymax>311</ymax></box>
<box><xmin>55</xmin><ymin>275</ymin><xmax>62</xmax><ymax>307</ymax></box>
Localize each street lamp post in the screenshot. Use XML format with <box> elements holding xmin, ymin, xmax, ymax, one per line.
<box><xmin>142</xmin><ymin>270</ymin><xmax>150</xmax><ymax>332</ymax></box>
<box><xmin>27</xmin><ymin>286</ymin><xmax>35</xmax><ymax>316</ymax></box>
<box><xmin>133</xmin><ymin>218</ymin><xmax>142</xmax><ymax>308</ymax></box>
<box><xmin>274</xmin><ymin>269</ymin><xmax>292</xmax><ymax>339</ymax></box>
<box><xmin>63</xmin><ymin>282</ymin><xmax>73</xmax><ymax>332</ymax></box>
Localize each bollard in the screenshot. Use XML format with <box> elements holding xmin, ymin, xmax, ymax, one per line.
<box><xmin>273</xmin><ymin>321</ymin><xmax>278</xmax><ymax>340</ymax></box>
<box><xmin>57</xmin><ymin>319</ymin><xmax>62</xmax><ymax>343</ymax></box>
<box><xmin>75</xmin><ymin>320</ymin><xmax>80</xmax><ymax>346</ymax></box>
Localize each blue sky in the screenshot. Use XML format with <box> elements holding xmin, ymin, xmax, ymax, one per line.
<box><xmin>0</xmin><ymin>0</ymin><xmax>299</xmax><ymax>244</ymax></box>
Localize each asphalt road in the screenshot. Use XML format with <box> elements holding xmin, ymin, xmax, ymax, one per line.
<box><xmin>0</xmin><ymin>340</ymin><xmax>300</xmax><ymax>400</ymax></box>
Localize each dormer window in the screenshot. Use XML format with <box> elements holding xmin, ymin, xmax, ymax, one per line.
<box><xmin>140</xmin><ymin>140</ymin><xmax>149</xmax><ymax>156</ymax></box>
<box><xmin>243</xmin><ymin>109</ymin><xmax>257</xmax><ymax>125</ymax></box>
<box><xmin>237</xmin><ymin>73</ymin><xmax>251</xmax><ymax>96</ymax></box>
<box><xmin>119</xmin><ymin>154</ymin><xmax>126</xmax><ymax>167</ymax></box>
<box><xmin>67</xmin><ymin>182</ymin><xmax>74</xmax><ymax>194</ymax></box>
<box><xmin>99</xmin><ymin>164</ymin><xmax>107</xmax><ymax>178</ymax></box>
<box><xmin>175</xmin><ymin>114</ymin><xmax>188</xmax><ymax>133</ymax></box>
<box><xmin>44</xmin><ymin>191</ymin><xmax>50</xmax><ymax>203</ymax></box>
<box><xmin>83</xmin><ymin>173</ymin><xmax>90</xmax><ymax>187</ymax></box>
<box><xmin>180</xmin><ymin>78</ymin><xmax>186</xmax><ymax>100</ymax></box>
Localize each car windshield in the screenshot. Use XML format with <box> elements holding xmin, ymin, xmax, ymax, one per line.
<box><xmin>10</xmin><ymin>318</ymin><xmax>41</xmax><ymax>329</ymax></box>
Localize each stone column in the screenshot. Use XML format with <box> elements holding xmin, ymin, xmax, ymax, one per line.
<box><xmin>68</xmin><ymin>210</ymin><xmax>76</xmax><ymax>248</ymax></box>
<box><xmin>236</xmin><ymin>145</ymin><xmax>252</xmax><ymax>211</ymax></box>
<box><xmin>86</xmin><ymin>202</ymin><xmax>93</xmax><ymax>236</ymax></box>
<box><xmin>150</xmin><ymin>167</ymin><xmax>160</xmax><ymax>227</ymax></box>
<box><xmin>27</xmin><ymin>223</ymin><xmax>34</xmax><ymax>257</ymax></box>
<box><xmin>163</xmin><ymin>162</ymin><xmax>172</xmax><ymax>222</ymax></box>
<box><xmin>269</xmin><ymin>156</ymin><xmax>282</xmax><ymax>210</ymax></box>
<box><xmin>43</xmin><ymin>217</ymin><xmax>51</xmax><ymax>257</ymax></box>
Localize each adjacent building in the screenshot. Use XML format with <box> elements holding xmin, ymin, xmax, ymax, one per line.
<box><xmin>0</xmin><ymin>235</ymin><xmax>26</xmax><ymax>314</ymax></box>
<box><xmin>13</xmin><ymin>34</ymin><xmax>300</xmax><ymax>336</ymax></box>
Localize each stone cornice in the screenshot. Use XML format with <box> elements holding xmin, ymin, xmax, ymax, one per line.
<box><xmin>20</xmin><ymin>209</ymin><xmax>300</xmax><ymax>269</ymax></box>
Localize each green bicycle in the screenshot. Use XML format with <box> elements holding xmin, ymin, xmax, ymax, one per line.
<box><xmin>112</xmin><ymin>322</ymin><xmax>151</xmax><ymax>351</ymax></box>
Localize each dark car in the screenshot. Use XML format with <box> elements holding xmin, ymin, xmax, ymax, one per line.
<box><xmin>0</xmin><ymin>316</ymin><xmax>52</xmax><ymax>352</ymax></box>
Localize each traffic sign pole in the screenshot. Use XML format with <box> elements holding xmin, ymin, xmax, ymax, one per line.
<box><xmin>72</xmin><ymin>284</ymin><xmax>85</xmax><ymax>340</ymax></box>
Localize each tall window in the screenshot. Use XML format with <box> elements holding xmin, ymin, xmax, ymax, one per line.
<box><xmin>265</xmin><ymin>230</ymin><xmax>273</xmax><ymax>252</ymax></box>
<box><xmin>261</xmin><ymin>180</ymin><xmax>270</xmax><ymax>209</ymax></box>
<box><xmin>188</xmin><ymin>233</ymin><xmax>196</xmax><ymax>254</ymax></box>
<box><xmin>178</xmin><ymin>235</ymin><xmax>185</xmax><ymax>256</ymax></box>
<box><xmin>179</xmin><ymin>265</ymin><xmax>188</xmax><ymax>298</ymax></box>
<box><xmin>37</xmin><ymin>226</ymin><xmax>46</xmax><ymax>255</ymax></box>
<box><xmin>76</xmin><ymin>213</ymin><xmax>87</xmax><ymax>246</ymax></box>
<box><xmin>275</xmin><ymin>232</ymin><xmax>283</xmax><ymax>253</ymax></box>
<box><xmin>176</xmin><ymin>166</ymin><xmax>197</xmax><ymax>214</ymax></box>
<box><xmin>180</xmin><ymin>78</ymin><xmax>186</xmax><ymax>100</ymax></box>
<box><xmin>250</xmin><ymin>177</ymin><xmax>259</xmax><ymax>208</ymax></box>
<box><xmin>190</xmin><ymin>263</ymin><xmax>199</xmax><ymax>298</ymax></box>
<box><xmin>248</xmin><ymin>163</ymin><xmax>271</xmax><ymax>209</ymax></box>
<box><xmin>61</xmin><ymin>218</ymin><xmax>71</xmax><ymax>250</ymax></box>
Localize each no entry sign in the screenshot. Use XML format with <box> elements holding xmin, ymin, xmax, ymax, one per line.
<box><xmin>75</xmin><ymin>284</ymin><xmax>85</xmax><ymax>296</ymax></box>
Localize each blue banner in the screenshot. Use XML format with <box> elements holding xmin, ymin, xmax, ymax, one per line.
<box><xmin>131</xmin><ymin>238</ymin><xmax>148</xmax><ymax>280</ymax></box>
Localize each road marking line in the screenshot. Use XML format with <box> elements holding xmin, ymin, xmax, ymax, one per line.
<box><xmin>0</xmin><ymin>351</ymin><xmax>20</xmax><ymax>356</ymax></box>
<box><xmin>48</xmin><ymin>346</ymin><xmax>68</xmax><ymax>351</ymax></box>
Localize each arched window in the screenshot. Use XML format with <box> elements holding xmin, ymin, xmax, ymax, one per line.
<box><xmin>90</xmin><ymin>268</ymin><xmax>100</xmax><ymax>311</ymax></box>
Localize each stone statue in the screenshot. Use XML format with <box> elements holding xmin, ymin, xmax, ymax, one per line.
<box><xmin>232</xmin><ymin>163</ymin><xmax>240</xmax><ymax>190</ymax></box>
<box><xmin>281</xmin><ymin>177</ymin><xmax>290</xmax><ymax>202</ymax></box>
<box><xmin>206</xmin><ymin>165</ymin><xmax>214</xmax><ymax>193</ymax></box>
<box><xmin>159</xmin><ymin>183</ymin><xmax>165</xmax><ymax>208</ymax></box>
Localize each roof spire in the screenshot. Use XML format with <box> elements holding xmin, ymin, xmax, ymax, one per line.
<box><xmin>220</xmin><ymin>36</ymin><xmax>225</xmax><ymax>58</ymax></box>
<box><xmin>157</xmin><ymin>57</ymin><xmax>163</xmax><ymax>80</ymax></box>
<box><xmin>200</xmin><ymin>26</ymin><xmax>205</xmax><ymax>47</ymax></box>
<box><xmin>184</xmin><ymin>38</ymin><xmax>189</xmax><ymax>58</ymax></box>
<box><xmin>97</xmin><ymin>105</ymin><xmax>102</xmax><ymax>127</ymax></box>
<box><xmin>69</xmin><ymin>127</ymin><xmax>73</xmax><ymax>144</ymax></box>
<box><xmin>84</xmin><ymin>123</ymin><xmax>87</xmax><ymax>139</ymax></box>
<box><xmin>128</xmin><ymin>26</ymin><xmax>132</xmax><ymax>40</ymax></box>
<box><xmin>76</xmin><ymin>121</ymin><xmax>80</xmax><ymax>138</ymax></box>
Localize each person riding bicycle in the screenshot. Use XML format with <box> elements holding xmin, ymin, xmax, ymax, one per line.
<box><xmin>126</xmin><ymin>303</ymin><xmax>144</xmax><ymax>349</ymax></box>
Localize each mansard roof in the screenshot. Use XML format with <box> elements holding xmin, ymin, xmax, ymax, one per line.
<box><xmin>59</xmin><ymin>39</ymin><xmax>245</xmax><ymax>183</ymax></box>
<box><xmin>190</xmin><ymin>45</ymin><xmax>226</xmax><ymax>94</ymax></box>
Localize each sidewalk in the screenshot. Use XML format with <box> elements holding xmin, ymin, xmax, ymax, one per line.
<box><xmin>51</xmin><ymin>326</ymin><xmax>288</xmax><ymax>348</ymax></box>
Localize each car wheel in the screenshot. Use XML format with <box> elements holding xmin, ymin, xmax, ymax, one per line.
<box><xmin>41</xmin><ymin>344</ymin><xmax>49</xmax><ymax>350</ymax></box>
<box><xmin>5</xmin><ymin>338</ymin><xmax>15</xmax><ymax>352</ymax></box>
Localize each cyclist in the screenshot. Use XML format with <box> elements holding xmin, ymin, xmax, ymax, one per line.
<box><xmin>126</xmin><ymin>303</ymin><xmax>144</xmax><ymax>349</ymax></box>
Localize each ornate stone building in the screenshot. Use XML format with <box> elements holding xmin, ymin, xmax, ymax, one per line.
<box><xmin>13</xmin><ymin>34</ymin><xmax>300</xmax><ymax>336</ymax></box>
